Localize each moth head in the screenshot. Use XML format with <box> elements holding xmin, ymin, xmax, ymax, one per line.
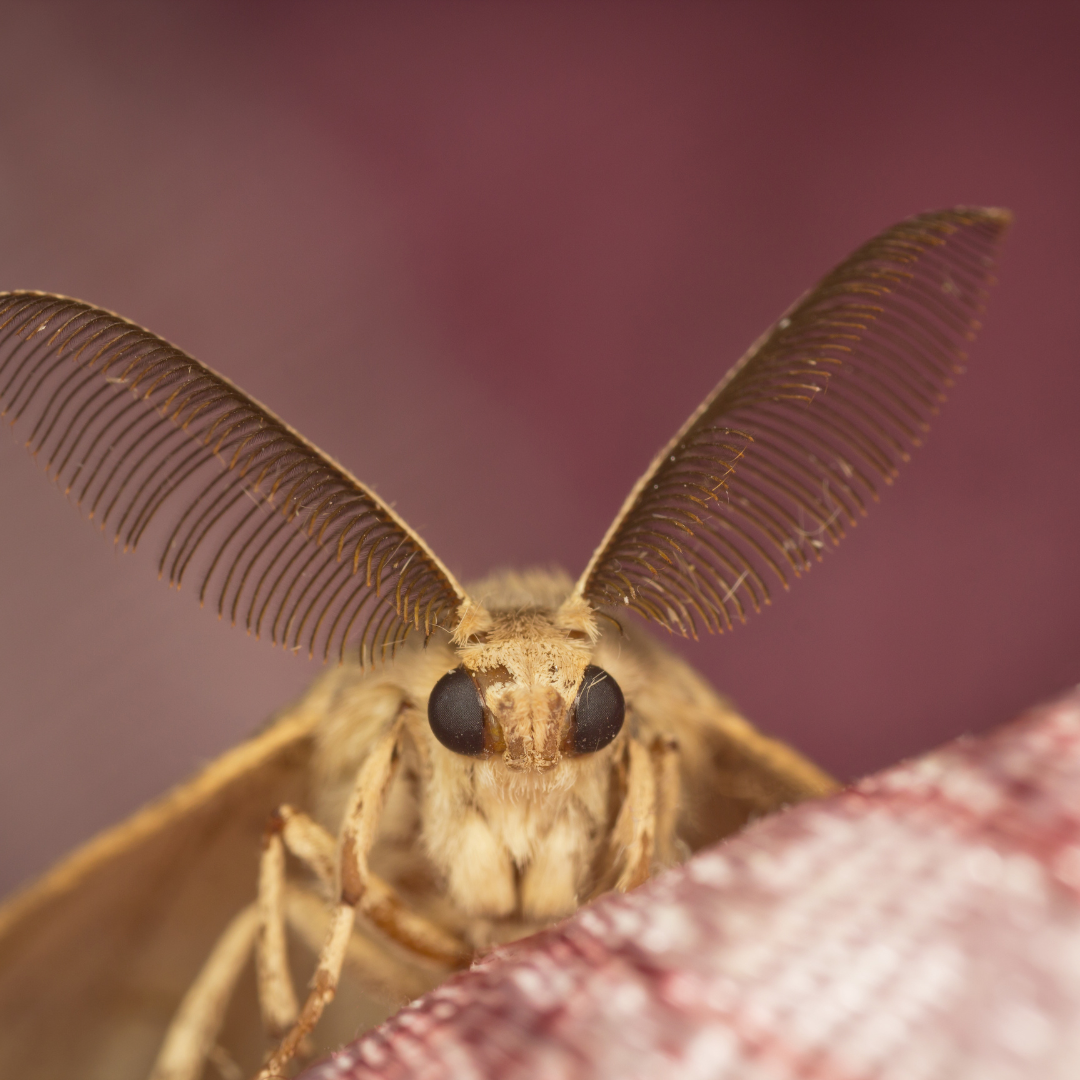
<box><xmin>429</xmin><ymin>600</ymin><xmax>623</xmax><ymax>771</ymax></box>
<box><xmin>0</xmin><ymin>211</ymin><xmax>1010</xmax><ymax>786</ymax></box>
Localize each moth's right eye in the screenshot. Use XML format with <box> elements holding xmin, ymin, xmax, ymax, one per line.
<box><xmin>427</xmin><ymin>666</ymin><xmax>486</xmax><ymax>756</ymax></box>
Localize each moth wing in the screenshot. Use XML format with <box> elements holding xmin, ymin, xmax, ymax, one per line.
<box><xmin>0</xmin><ymin>671</ymin><xmax>428</xmax><ymax>1080</ymax></box>
<box><xmin>0</xmin><ymin>695</ymin><xmax>316</xmax><ymax>1079</ymax></box>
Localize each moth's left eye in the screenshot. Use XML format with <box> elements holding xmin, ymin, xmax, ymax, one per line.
<box><xmin>428</xmin><ymin>666</ymin><xmax>486</xmax><ymax>756</ymax></box>
<box><xmin>569</xmin><ymin>665</ymin><xmax>625</xmax><ymax>755</ymax></box>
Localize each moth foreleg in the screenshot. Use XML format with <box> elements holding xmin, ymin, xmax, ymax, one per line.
<box><xmin>252</xmin><ymin>807</ymin><xmax>349</xmax><ymax>1080</ymax></box>
<box><xmin>148</xmin><ymin>903</ymin><xmax>260</xmax><ymax>1080</ymax></box>
<box><xmin>276</xmin><ymin>803</ymin><xmax>336</xmax><ymax>891</ymax></box>
<box><xmin>336</xmin><ymin>721</ymin><xmax>469</xmax><ymax>966</ymax></box>
<box><xmin>609</xmin><ymin>734</ymin><xmax>673</xmax><ymax>894</ymax></box>
<box><xmin>255</xmin><ymin>902</ymin><xmax>355</xmax><ymax>1080</ymax></box>
<box><xmin>282</xmin><ymin>885</ymin><xmax>444</xmax><ymax>1003</ymax></box>
<box><xmin>281</xmin><ymin>759</ymin><xmax>467</xmax><ymax>966</ymax></box>
<box><xmin>255</xmin><ymin>824</ymin><xmax>299</xmax><ymax>1039</ymax></box>
<box><xmin>259</xmin><ymin>803</ymin><xmax>368</xmax><ymax>1062</ymax></box>
<box><xmin>150</xmin><ymin>808</ymin><xmax>335</xmax><ymax>1080</ymax></box>
<box><xmin>650</xmin><ymin>734</ymin><xmax>683</xmax><ymax>870</ymax></box>
<box><xmin>257</xmin><ymin>720</ymin><xmax>468</xmax><ymax>1080</ymax></box>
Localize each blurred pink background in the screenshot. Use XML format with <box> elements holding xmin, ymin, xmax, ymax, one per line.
<box><xmin>1</xmin><ymin>1</ymin><xmax>1078</xmax><ymax>898</ymax></box>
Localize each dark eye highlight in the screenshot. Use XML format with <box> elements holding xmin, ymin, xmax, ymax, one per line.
<box><xmin>428</xmin><ymin>666</ymin><xmax>485</xmax><ymax>756</ymax></box>
<box><xmin>570</xmin><ymin>665</ymin><xmax>625</xmax><ymax>755</ymax></box>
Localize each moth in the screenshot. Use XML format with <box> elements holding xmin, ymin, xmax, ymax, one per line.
<box><xmin>0</xmin><ymin>208</ymin><xmax>1008</xmax><ymax>1080</ymax></box>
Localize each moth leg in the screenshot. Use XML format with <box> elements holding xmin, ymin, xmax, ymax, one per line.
<box><xmin>255</xmin><ymin>821</ymin><xmax>299</xmax><ymax>1040</ymax></box>
<box><xmin>610</xmin><ymin>734</ymin><xmax>660</xmax><ymax>893</ymax></box>
<box><xmin>650</xmin><ymin>734</ymin><xmax>684</xmax><ymax>870</ymax></box>
<box><xmin>250</xmin><ymin>807</ymin><xmax>339</xmax><ymax>1072</ymax></box>
<box><xmin>283</xmin><ymin>885</ymin><xmax>445</xmax><ymax>1003</ymax></box>
<box><xmin>254</xmin><ymin>800</ymin><xmax>356</xmax><ymax>1046</ymax></box>
<box><xmin>207</xmin><ymin>1045</ymin><xmax>244</xmax><ymax>1080</ymax></box>
<box><xmin>276</xmin><ymin>801</ymin><xmax>468</xmax><ymax>964</ymax></box>
<box><xmin>257</xmin><ymin>722</ymin><xmax>468</xmax><ymax>1080</ymax></box>
<box><xmin>148</xmin><ymin>903</ymin><xmax>260</xmax><ymax>1080</ymax></box>
<box><xmin>150</xmin><ymin>814</ymin><xmax>327</xmax><ymax>1080</ymax></box>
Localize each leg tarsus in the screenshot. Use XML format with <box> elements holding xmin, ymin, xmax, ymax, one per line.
<box><xmin>256</xmin><ymin>902</ymin><xmax>355</xmax><ymax>1080</ymax></box>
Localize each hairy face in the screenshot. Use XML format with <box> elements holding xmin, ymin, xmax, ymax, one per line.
<box><xmin>424</xmin><ymin>597</ymin><xmax>624</xmax><ymax>773</ymax></box>
<box><xmin>459</xmin><ymin>609</ymin><xmax>593</xmax><ymax>770</ymax></box>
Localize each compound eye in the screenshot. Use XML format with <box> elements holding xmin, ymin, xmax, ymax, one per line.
<box><xmin>428</xmin><ymin>666</ymin><xmax>486</xmax><ymax>756</ymax></box>
<box><xmin>570</xmin><ymin>665</ymin><xmax>625</xmax><ymax>755</ymax></box>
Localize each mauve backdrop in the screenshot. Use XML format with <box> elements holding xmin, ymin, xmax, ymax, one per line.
<box><xmin>1</xmin><ymin>2</ymin><xmax>1078</xmax><ymax>898</ymax></box>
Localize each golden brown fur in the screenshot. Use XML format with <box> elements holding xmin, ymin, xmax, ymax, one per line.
<box><xmin>308</xmin><ymin>569</ymin><xmax>834</xmax><ymax>947</ymax></box>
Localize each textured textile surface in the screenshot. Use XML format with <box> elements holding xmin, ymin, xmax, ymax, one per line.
<box><xmin>301</xmin><ymin>688</ymin><xmax>1080</xmax><ymax>1079</ymax></box>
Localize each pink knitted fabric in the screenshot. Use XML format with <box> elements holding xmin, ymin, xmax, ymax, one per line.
<box><xmin>302</xmin><ymin>689</ymin><xmax>1080</xmax><ymax>1080</ymax></box>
